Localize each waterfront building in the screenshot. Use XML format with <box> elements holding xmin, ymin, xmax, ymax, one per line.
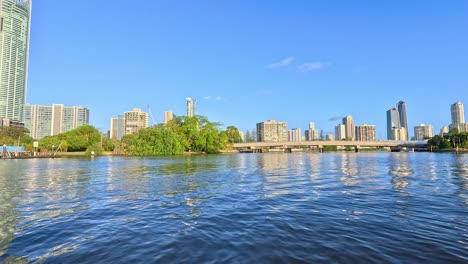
<box><xmin>256</xmin><ymin>120</ymin><xmax>287</xmax><ymax>142</ymax></box>
<box><xmin>355</xmin><ymin>124</ymin><xmax>376</xmax><ymax>141</ymax></box>
<box><xmin>342</xmin><ymin>115</ymin><xmax>355</xmax><ymax>140</ymax></box>
<box><xmin>335</xmin><ymin>124</ymin><xmax>346</xmax><ymax>140</ymax></box>
<box><xmin>110</xmin><ymin>115</ymin><xmax>125</xmax><ymax>140</ymax></box>
<box><xmin>397</xmin><ymin>101</ymin><xmax>409</xmax><ymax>139</ymax></box>
<box><xmin>186</xmin><ymin>97</ymin><xmax>197</xmax><ymax>117</ymax></box>
<box><xmin>414</xmin><ymin>124</ymin><xmax>433</xmax><ymax>140</ymax></box>
<box><xmin>392</xmin><ymin>127</ymin><xmax>408</xmax><ymax>141</ymax></box>
<box><xmin>450</xmin><ymin>102</ymin><xmax>466</xmax><ymax>132</ymax></box>
<box><xmin>24</xmin><ymin>104</ymin><xmax>90</xmax><ymax>139</ymax></box>
<box><xmin>0</xmin><ymin>0</ymin><xmax>32</xmax><ymax>122</ymax></box>
<box><xmin>124</xmin><ymin>108</ymin><xmax>148</xmax><ymax>135</ymax></box>
<box><xmin>164</xmin><ymin>110</ymin><xmax>176</xmax><ymax>124</ymax></box>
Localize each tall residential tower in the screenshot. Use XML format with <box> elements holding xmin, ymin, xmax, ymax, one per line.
<box><xmin>0</xmin><ymin>0</ymin><xmax>32</xmax><ymax>122</ymax></box>
<box><xmin>24</xmin><ymin>104</ymin><xmax>90</xmax><ymax>140</ymax></box>
<box><xmin>450</xmin><ymin>102</ymin><xmax>465</xmax><ymax>131</ymax></box>
<box><xmin>342</xmin><ymin>115</ymin><xmax>355</xmax><ymax>140</ymax></box>
<box><xmin>186</xmin><ymin>97</ymin><xmax>197</xmax><ymax>117</ymax></box>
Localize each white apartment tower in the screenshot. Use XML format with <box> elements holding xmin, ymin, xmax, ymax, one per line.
<box><xmin>124</xmin><ymin>108</ymin><xmax>148</xmax><ymax>135</ymax></box>
<box><xmin>24</xmin><ymin>104</ymin><xmax>90</xmax><ymax>139</ymax></box>
<box><xmin>355</xmin><ymin>124</ymin><xmax>376</xmax><ymax>141</ymax></box>
<box><xmin>256</xmin><ymin>120</ymin><xmax>287</xmax><ymax>142</ymax></box>
<box><xmin>414</xmin><ymin>124</ymin><xmax>434</xmax><ymax>140</ymax></box>
<box><xmin>186</xmin><ymin>97</ymin><xmax>197</xmax><ymax>117</ymax></box>
<box><xmin>451</xmin><ymin>102</ymin><xmax>465</xmax><ymax>132</ymax></box>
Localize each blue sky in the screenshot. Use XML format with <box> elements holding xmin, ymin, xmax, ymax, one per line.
<box><xmin>27</xmin><ymin>1</ymin><xmax>468</xmax><ymax>138</ymax></box>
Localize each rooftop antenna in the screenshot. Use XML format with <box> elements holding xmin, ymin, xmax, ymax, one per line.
<box><xmin>147</xmin><ymin>104</ymin><xmax>156</xmax><ymax>126</ymax></box>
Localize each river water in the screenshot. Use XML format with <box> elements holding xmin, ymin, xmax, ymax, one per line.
<box><xmin>0</xmin><ymin>152</ymin><xmax>467</xmax><ymax>263</ymax></box>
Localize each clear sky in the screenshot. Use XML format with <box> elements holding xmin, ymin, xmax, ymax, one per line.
<box><xmin>27</xmin><ymin>0</ymin><xmax>468</xmax><ymax>139</ymax></box>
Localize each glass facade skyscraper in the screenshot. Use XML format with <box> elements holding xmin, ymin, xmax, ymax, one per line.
<box><xmin>387</xmin><ymin>101</ymin><xmax>409</xmax><ymax>140</ymax></box>
<box><xmin>386</xmin><ymin>107</ymin><xmax>400</xmax><ymax>140</ymax></box>
<box><xmin>397</xmin><ymin>101</ymin><xmax>409</xmax><ymax>139</ymax></box>
<box><xmin>0</xmin><ymin>0</ymin><xmax>32</xmax><ymax>121</ymax></box>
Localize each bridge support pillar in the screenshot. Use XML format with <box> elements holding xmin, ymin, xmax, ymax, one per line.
<box><xmin>318</xmin><ymin>145</ymin><xmax>323</xmax><ymax>153</ymax></box>
<box><xmin>355</xmin><ymin>145</ymin><xmax>360</xmax><ymax>153</ymax></box>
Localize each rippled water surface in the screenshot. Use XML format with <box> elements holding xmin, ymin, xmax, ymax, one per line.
<box><xmin>0</xmin><ymin>152</ymin><xmax>467</xmax><ymax>263</ymax></box>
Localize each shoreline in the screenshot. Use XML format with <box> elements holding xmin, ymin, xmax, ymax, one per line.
<box><xmin>3</xmin><ymin>148</ymin><xmax>468</xmax><ymax>159</ymax></box>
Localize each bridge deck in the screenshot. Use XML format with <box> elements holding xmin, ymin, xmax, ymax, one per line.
<box><xmin>233</xmin><ymin>140</ymin><xmax>427</xmax><ymax>149</ymax></box>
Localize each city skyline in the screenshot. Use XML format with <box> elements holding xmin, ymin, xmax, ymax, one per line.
<box><xmin>21</xmin><ymin>1</ymin><xmax>468</xmax><ymax>138</ymax></box>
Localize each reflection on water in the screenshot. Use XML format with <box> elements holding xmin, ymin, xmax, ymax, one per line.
<box><xmin>389</xmin><ymin>153</ymin><xmax>413</xmax><ymax>191</ymax></box>
<box><xmin>0</xmin><ymin>153</ymin><xmax>467</xmax><ymax>263</ymax></box>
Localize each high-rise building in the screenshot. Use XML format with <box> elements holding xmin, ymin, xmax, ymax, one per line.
<box><xmin>256</xmin><ymin>120</ymin><xmax>287</xmax><ymax>142</ymax></box>
<box><xmin>24</xmin><ymin>104</ymin><xmax>90</xmax><ymax>139</ymax></box>
<box><xmin>397</xmin><ymin>101</ymin><xmax>409</xmax><ymax>139</ymax></box>
<box><xmin>164</xmin><ymin>110</ymin><xmax>176</xmax><ymax>124</ymax></box>
<box><xmin>0</xmin><ymin>0</ymin><xmax>32</xmax><ymax>122</ymax></box>
<box><xmin>342</xmin><ymin>115</ymin><xmax>355</xmax><ymax>140</ymax></box>
<box><xmin>392</xmin><ymin>127</ymin><xmax>408</xmax><ymax>141</ymax></box>
<box><xmin>386</xmin><ymin>107</ymin><xmax>401</xmax><ymax>140</ymax></box>
<box><xmin>450</xmin><ymin>102</ymin><xmax>465</xmax><ymax>132</ymax></box>
<box><xmin>414</xmin><ymin>124</ymin><xmax>433</xmax><ymax>140</ymax></box>
<box><xmin>238</xmin><ymin>131</ymin><xmax>245</xmax><ymax>142</ymax></box>
<box><xmin>335</xmin><ymin>124</ymin><xmax>346</xmax><ymax>140</ymax></box>
<box><xmin>288</xmin><ymin>128</ymin><xmax>301</xmax><ymax>142</ymax></box>
<box><xmin>305</xmin><ymin>122</ymin><xmax>319</xmax><ymax>141</ymax></box>
<box><xmin>124</xmin><ymin>108</ymin><xmax>148</xmax><ymax>135</ymax></box>
<box><xmin>186</xmin><ymin>97</ymin><xmax>197</xmax><ymax>117</ymax></box>
<box><xmin>110</xmin><ymin>115</ymin><xmax>125</xmax><ymax>140</ymax></box>
<box><xmin>326</xmin><ymin>134</ymin><xmax>334</xmax><ymax>141</ymax></box>
<box><xmin>387</xmin><ymin>101</ymin><xmax>410</xmax><ymax>140</ymax></box>
<box><xmin>355</xmin><ymin>124</ymin><xmax>376</xmax><ymax>141</ymax></box>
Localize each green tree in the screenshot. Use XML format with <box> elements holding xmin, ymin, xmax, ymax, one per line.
<box><xmin>225</xmin><ymin>126</ymin><xmax>242</xmax><ymax>143</ymax></box>
<box><xmin>428</xmin><ymin>135</ymin><xmax>451</xmax><ymax>149</ymax></box>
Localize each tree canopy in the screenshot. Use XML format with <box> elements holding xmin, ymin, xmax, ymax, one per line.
<box><xmin>428</xmin><ymin>128</ymin><xmax>468</xmax><ymax>149</ymax></box>
<box><xmin>121</xmin><ymin>116</ymin><xmax>231</xmax><ymax>155</ymax></box>
<box><xmin>39</xmin><ymin>125</ymin><xmax>113</xmax><ymax>154</ymax></box>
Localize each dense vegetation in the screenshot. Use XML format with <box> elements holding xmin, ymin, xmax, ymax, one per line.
<box><xmin>2</xmin><ymin>116</ymin><xmax>242</xmax><ymax>156</ymax></box>
<box><xmin>39</xmin><ymin>125</ymin><xmax>114</xmax><ymax>155</ymax></box>
<box><xmin>428</xmin><ymin>128</ymin><xmax>468</xmax><ymax>149</ymax></box>
<box><xmin>0</xmin><ymin>127</ymin><xmax>34</xmax><ymax>149</ymax></box>
<box><xmin>121</xmin><ymin>116</ymin><xmax>240</xmax><ymax>155</ymax></box>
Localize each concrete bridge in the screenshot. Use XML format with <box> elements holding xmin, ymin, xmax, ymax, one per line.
<box><xmin>233</xmin><ymin>140</ymin><xmax>428</xmax><ymax>152</ymax></box>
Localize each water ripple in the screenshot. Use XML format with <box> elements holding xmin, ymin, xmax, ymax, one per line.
<box><xmin>0</xmin><ymin>153</ymin><xmax>467</xmax><ymax>263</ymax></box>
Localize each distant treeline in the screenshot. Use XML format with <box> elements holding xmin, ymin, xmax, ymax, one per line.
<box><xmin>428</xmin><ymin>128</ymin><xmax>468</xmax><ymax>149</ymax></box>
<box><xmin>2</xmin><ymin>115</ymin><xmax>243</xmax><ymax>156</ymax></box>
